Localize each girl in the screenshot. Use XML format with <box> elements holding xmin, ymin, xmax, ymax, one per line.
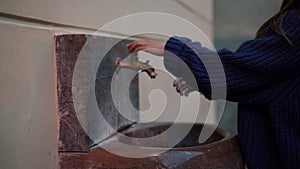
<box><xmin>127</xmin><ymin>0</ymin><xmax>300</xmax><ymax>168</ymax></box>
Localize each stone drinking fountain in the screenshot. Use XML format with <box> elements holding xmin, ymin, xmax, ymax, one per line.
<box><xmin>55</xmin><ymin>34</ymin><xmax>244</xmax><ymax>169</ymax></box>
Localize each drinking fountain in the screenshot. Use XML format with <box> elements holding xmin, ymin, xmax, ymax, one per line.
<box><xmin>55</xmin><ymin>34</ymin><xmax>244</xmax><ymax>169</ymax></box>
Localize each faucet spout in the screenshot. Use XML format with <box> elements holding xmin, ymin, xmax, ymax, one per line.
<box><xmin>142</xmin><ymin>68</ymin><xmax>157</xmax><ymax>79</ymax></box>
<box><xmin>115</xmin><ymin>52</ymin><xmax>157</xmax><ymax>79</ymax></box>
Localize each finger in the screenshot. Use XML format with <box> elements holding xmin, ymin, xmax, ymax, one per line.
<box><xmin>126</xmin><ymin>42</ymin><xmax>135</xmax><ymax>47</ymax></box>
<box><xmin>127</xmin><ymin>40</ymin><xmax>149</xmax><ymax>50</ymax></box>
<box><xmin>183</xmin><ymin>88</ymin><xmax>193</xmax><ymax>96</ymax></box>
<box><xmin>175</xmin><ymin>83</ymin><xmax>180</xmax><ymax>92</ymax></box>
<box><xmin>176</xmin><ymin>77</ymin><xmax>184</xmax><ymax>83</ymax></box>
<box><xmin>173</xmin><ymin>78</ymin><xmax>185</xmax><ymax>96</ymax></box>
<box><xmin>178</xmin><ymin>88</ymin><xmax>183</xmax><ymax>96</ymax></box>
<box><xmin>127</xmin><ymin>41</ymin><xmax>140</xmax><ymax>52</ymax></box>
<box><xmin>178</xmin><ymin>77</ymin><xmax>184</xmax><ymax>81</ymax></box>
<box><xmin>180</xmin><ymin>84</ymin><xmax>190</xmax><ymax>91</ymax></box>
<box><xmin>175</xmin><ymin>83</ymin><xmax>181</xmax><ymax>94</ymax></box>
<box><xmin>173</xmin><ymin>78</ymin><xmax>180</xmax><ymax>87</ymax></box>
<box><xmin>177</xmin><ymin>81</ymin><xmax>187</xmax><ymax>91</ymax></box>
<box><xmin>173</xmin><ymin>78</ymin><xmax>182</xmax><ymax>86</ymax></box>
<box><xmin>126</xmin><ymin>41</ymin><xmax>137</xmax><ymax>49</ymax></box>
<box><xmin>132</xmin><ymin>45</ymin><xmax>148</xmax><ymax>52</ymax></box>
<box><xmin>180</xmin><ymin>85</ymin><xmax>190</xmax><ymax>96</ymax></box>
<box><xmin>128</xmin><ymin>42</ymin><xmax>149</xmax><ymax>53</ymax></box>
<box><xmin>127</xmin><ymin>42</ymin><xmax>141</xmax><ymax>52</ymax></box>
<box><xmin>176</xmin><ymin>84</ymin><xmax>185</xmax><ymax>96</ymax></box>
<box><xmin>184</xmin><ymin>91</ymin><xmax>189</xmax><ymax>97</ymax></box>
<box><xmin>173</xmin><ymin>79</ymin><xmax>181</xmax><ymax>90</ymax></box>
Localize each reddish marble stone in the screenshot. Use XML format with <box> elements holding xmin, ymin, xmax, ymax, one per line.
<box><xmin>56</xmin><ymin>35</ymin><xmax>90</xmax><ymax>152</ymax></box>
<box><xmin>59</xmin><ymin>123</ymin><xmax>244</xmax><ymax>169</ymax></box>
<box><xmin>55</xmin><ymin>34</ymin><xmax>139</xmax><ymax>152</ymax></box>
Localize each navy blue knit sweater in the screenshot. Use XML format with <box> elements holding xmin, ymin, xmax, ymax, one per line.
<box><xmin>163</xmin><ymin>10</ymin><xmax>300</xmax><ymax>169</ymax></box>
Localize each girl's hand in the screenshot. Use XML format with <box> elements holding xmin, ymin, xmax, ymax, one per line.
<box><xmin>173</xmin><ymin>78</ymin><xmax>195</xmax><ymax>96</ymax></box>
<box><xmin>126</xmin><ymin>40</ymin><xmax>166</xmax><ymax>56</ymax></box>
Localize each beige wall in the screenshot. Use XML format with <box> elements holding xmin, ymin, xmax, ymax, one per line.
<box><xmin>0</xmin><ymin>0</ymin><xmax>213</xmax><ymax>38</ymax></box>
<box><xmin>0</xmin><ymin>22</ymin><xmax>58</xmax><ymax>169</ymax></box>
<box><xmin>0</xmin><ymin>1</ymin><xmax>213</xmax><ymax>168</ymax></box>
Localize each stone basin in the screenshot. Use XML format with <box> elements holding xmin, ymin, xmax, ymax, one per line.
<box><xmin>121</xmin><ymin>123</ymin><xmax>227</xmax><ymax>148</ymax></box>
<box><xmin>60</xmin><ymin>123</ymin><xmax>244</xmax><ymax>169</ymax></box>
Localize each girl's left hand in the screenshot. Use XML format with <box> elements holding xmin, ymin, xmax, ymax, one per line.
<box><xmin>173</xmin><ymin>77</ymin><xmax>195</xmax><ymax>96</ymax></box>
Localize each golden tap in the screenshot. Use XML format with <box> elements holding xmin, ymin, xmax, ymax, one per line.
<box><xmin>115</xmin><ymin>52</ymin><xmax>157</xmax><ymax>79</ymax></box>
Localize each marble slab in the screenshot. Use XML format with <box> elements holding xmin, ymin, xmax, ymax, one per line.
<box><xmin>55</xmin><ymin>34</ymin><xmax>139</xmax><ymax>152</ymax></box>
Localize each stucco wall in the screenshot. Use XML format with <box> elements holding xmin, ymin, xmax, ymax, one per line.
<box><xmin>0</xmin><ymin>22</ymin><xmax>58</xmax><ymax>169</ymax></box>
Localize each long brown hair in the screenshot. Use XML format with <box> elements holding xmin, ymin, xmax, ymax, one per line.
<box><xmin>256</xmin><ymin>0</ymin><xmax>300</xmax><ymax>44</ymax></box>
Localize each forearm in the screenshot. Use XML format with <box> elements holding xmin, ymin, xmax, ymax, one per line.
<box><xmin>163</xmin><ymin>36</ymin><xmax>283</xmax><ymax>104</ymax></box>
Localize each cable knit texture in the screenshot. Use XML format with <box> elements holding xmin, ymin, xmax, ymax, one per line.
<box><xmin>164</xmin><ymin>10</ymin><xmax>300</xmax><ymax>169</ymax></box>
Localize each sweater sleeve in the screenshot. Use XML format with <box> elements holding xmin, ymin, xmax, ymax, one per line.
<box><xmin>164</xmin><ymin>10</ymin><xmax>300</xmax><ymax>104</ymax></box>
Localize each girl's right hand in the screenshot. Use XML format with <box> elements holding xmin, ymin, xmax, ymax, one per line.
<box><xmin>126</xmin><ymin>40</ymin><xmax>166</xmax><ymax>56</ymax></box>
